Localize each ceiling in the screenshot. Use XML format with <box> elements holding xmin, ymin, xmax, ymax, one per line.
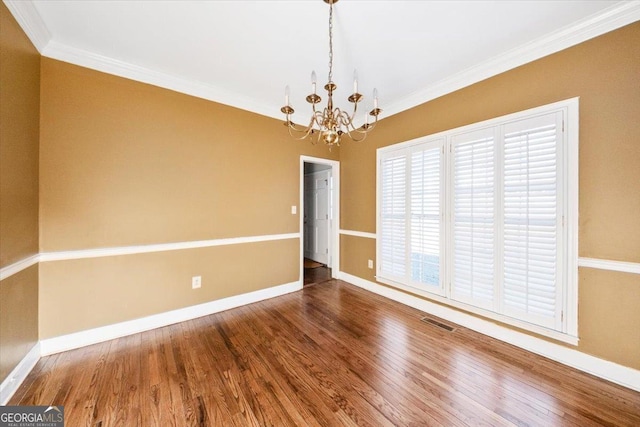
<box><xmin>6</xmin><ymin>1</ymin><xmax>640</xmax><ymax>121</ymax></box>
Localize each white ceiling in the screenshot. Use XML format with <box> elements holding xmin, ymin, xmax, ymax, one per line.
<box><xmin>6</xmin><ymin>1</ymin><xmax>640</xmax><ymax>121</ymax></box>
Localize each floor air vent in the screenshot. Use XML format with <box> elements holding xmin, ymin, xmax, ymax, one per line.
<box><xmin>420</xmin><ymin>317</ymin><xmax>456</xmax><ymax>332</ymax></box>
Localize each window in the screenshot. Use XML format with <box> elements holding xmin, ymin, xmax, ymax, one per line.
<box><xmin>379</xmin><ymin>141</ymin><xmax>445</xmax><ymax>294</ymax></box>
<box><xmin>377</xmin><ymin>99</ymin><xmax>578</xmax><ymax>343</ymax></box>
<box><xmin>451</xmin><ymin>128</ymin><xmax>496</xmax><ymax>311</ymax></box>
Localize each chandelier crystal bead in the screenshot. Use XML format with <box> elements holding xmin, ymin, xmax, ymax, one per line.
<box><xmin>280</xmin><ymin>0</ymin><xmax>381</xmax><ymax>148</ymax></box>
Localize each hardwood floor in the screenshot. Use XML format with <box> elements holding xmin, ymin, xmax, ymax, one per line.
<box><xmin>11</xmin><ymin>280</ymin><xmax>640</xmax><ymax>426</ymax></box>
<box><xmin>304</xmin><ymin>265</ymin><xmax>331</xmax><ymax>286</ymax></box>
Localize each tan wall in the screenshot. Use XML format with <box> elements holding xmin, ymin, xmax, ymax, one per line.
<box><xmin>340</xmin><ymin>22</ymin><xmax>640</xmax><ymax>369</ymax></box>
<box><xmin>39</xmin><ymin>58</ymin><xmax>337</xmax><ymax>337</ymax></box>
<box><xmin>40</xmin><ymin>58</ymin><xmax>337</xmax><ymax>251</ymax></box>
<box><xmin>0</xmin><ymin>3</ymin><xmax>40</xmax><ymax>266</ymax></box>
<box><xmin>0</xmin><ymin>2</ymin><xmax>40</xmax><ymax>382</ymax></box>
<box><xmin>578</xmin><ymin>268</ymin><xmax>640</xmax><ymax>369</ymax></box>
<box><xmin>39</xmin><ymin>239</ymin><xmax>298</xmax><ymax>338</ymax></box>
<box><xmin>0</xmin><ymin>266</ymin><xmax>39</xmax><ymax>381</ymax></box>
<box><xmin>340</xmin><ymin>234</ymin><xmax>376</xmax><ymax>283</ymax></box>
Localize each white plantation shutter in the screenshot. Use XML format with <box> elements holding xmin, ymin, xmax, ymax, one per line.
<box><xmin>410</xmin><ymin>146</ymin><xmax>443</xmax><ymax>290</ymax></box>
<box><xmin>378</xmin><ymin>141</ymin><xmax>444</xmax><ymax>292</ymax></box>
<box><xmin>451</xmin><ymin>129</ymin><xmax>496</xmax><ymax>310</ymax></box>
<box><xmin>380</xmin><ymin>155</ymin><xmax>406</xmax><ymax>279</ymax></box>
<box><xmin>377</xmin><ymin>99</ymin><xmax>576</xmax><ymax>339</ymax></box>
<box><xmin>502</xmin><ymin>112</ymin><xmax>563</xmax><ymax>329</ymax></box>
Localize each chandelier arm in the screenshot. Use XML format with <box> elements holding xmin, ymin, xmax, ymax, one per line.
<box><xmin>313</xmin><ymin>109</ymin><xmax>324</xmax><ymax>127</ymax></box>
<box><xmin>287</xmin><ymin>127</ymin><xmax>309</xmax><ymax>141</ymax></box>
<box><xmin>343</xmin><ymin>125</ymin><xmax>369</xmax><ymax>142</ymax></box>
<box><xmin>367</xmin><ymin>111</ymin><xmax>380</xmax><ymax>129</ymax></box>
<box><xmin>286</xmin><ymin>120</ymin><xmax>311</xmax><ymax>133</ymax></box>
<box><xmin>358</xmin><ymin>114</ymin><xmax>380</xmax><ymax>134</ymax></box>
<box><xmin>337</xmin><ymin>109</ymin><xmax>355</xmax><ymax>129</ymax></box>
<box><xmin>343</xmin><ymin>110</ymin><xmax>379</xmax><ymax>139</ymax></box>
<box><xmin>346</xmin><ymin>115</ymin><xmax>376</xmax><ymax>141</ymax></box>
<box><xmin>286</xmin><ymin>115</ymin><xmax>318</xmax><ymax>140</ymax></box>
<box><xmin>351</xmin><ymin>98</ymin><xmax>359</xmax><ymax>118</ymax></box>
<box><xmin>357</xmin><ymin>112</ymin><xmax>379</xmax><ymax>133</ymax></box>
<box><xmin>340</xmin><ymin>111</ymin><xmax>353</xmax><ymax>130</ymax></box>
<box><xmin>345</xmin><ymin>114</ymin><xmax>363</xmax><ymax>135</ymax></box>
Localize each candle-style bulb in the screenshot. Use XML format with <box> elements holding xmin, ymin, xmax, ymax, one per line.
<box><xmin>311</xmin><ymin>71</ymin><xmax>317</xmax><ymax>94</ymax></box>
<box><xmin>373</xmin><ymin>88</ymin><xmax>378</xmax><ymax>108</ymax></box>
<box><xmin>285</xmin><ymin>85</ymin><xmax>290</xmax><ymax>106</ymax></box>
<box><xmin>353</xmin><ymin>69</ymin><xmax>358</xmax><ymax>94</ymax></box>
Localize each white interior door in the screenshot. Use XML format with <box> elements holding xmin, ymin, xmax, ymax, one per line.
<box><xmin>304</xmin><ymin>174</ymin><xmax>314</xmax><ymax>260</ymax></box>
<box><xmin>304</xmin><ymin>169</ymin><xmax>331</xmax><ymax>265</ymax></box>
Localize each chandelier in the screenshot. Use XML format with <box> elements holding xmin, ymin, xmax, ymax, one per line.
<box><xmin>280</xmin><ymin>0</ymin><xmax>381</xmax><ymax>148</ymax></box>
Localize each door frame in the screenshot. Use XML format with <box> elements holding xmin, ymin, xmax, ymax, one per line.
<box><xmin>300</xmin><ymin>155</ymin><xmax>340</xmax><ymax>282</ymax></box>
<box><xmin>303</xmin><ymin>169</ymin><xmax>331</xmax><ymax>264</ymax></box>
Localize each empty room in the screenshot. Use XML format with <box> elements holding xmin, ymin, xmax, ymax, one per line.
<box><xmin>1</xmin><ymin>0</ymin><xmax>639</xmax><ymax>425</ymax></box>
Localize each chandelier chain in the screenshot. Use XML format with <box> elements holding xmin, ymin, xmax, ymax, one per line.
<box><xmin>328</xmin><ymin>1</ymin><xmax>333</xmax><ymax>83</ymax></box>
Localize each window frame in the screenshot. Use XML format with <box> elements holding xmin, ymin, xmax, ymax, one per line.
<box><xmin>376</xmin><ymin>98</ymin><xmax>579</xmax><ymax>344</ymax></box>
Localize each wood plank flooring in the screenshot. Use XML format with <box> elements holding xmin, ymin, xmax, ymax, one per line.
<box><xmin>303</xmin><ymin>265</ymin><xmax>331</xmax><ymax>286</ymax></box>
<box><xmin>11</xmin><ymin>279</ymin><xmax>640</xmax><ymax>426</ymax></box>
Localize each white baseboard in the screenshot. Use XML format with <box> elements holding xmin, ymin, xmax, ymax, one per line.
<box><xmin>0</xmin><ymin>342</ymin><xmax>41</xmax><ymax>405</ymax></box>
<box><xmin>338</xmin><ymin>271</ymin><xmax>640</xmax><ymax>392</ymax></box>
<box><xmin>2</xmin><ymin>281</ymin><xmax>301</xmax><ymax>404</ymax></box>
<box><xmin>40</xmin><ymin>280</ymin><xmax>302</xmax><ymax>356</ymax></box>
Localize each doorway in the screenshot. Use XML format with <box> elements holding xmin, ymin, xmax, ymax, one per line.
<box><xmin>300</xmin><ymin>156</ymin><xmax>340</xmax><ymax>285</ymax></box>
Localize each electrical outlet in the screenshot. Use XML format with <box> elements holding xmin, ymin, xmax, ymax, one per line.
<box><xmin>192</xmin><ymin>276</ymin><xmax>202</xmax><ymax>289</ymax></box>
<box><xmin>291</xmin><ymin>205</ymin><xmax>297</xmax><ymax>214</ymax></box>
<box><xmin>368</xmin><ymin>259</ymin><xmax>374</xmax><ymax>269</ymax></box>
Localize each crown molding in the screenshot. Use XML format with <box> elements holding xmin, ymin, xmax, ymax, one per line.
<box><xmin>2</xmin><ymin>0</ymin><xmax>50</xmax><ymax>52</ymax></box>
<box><xmin>5</xmin><ymin>0</ymin><xmax>639</xmax><ymax>120</ymax></box>
<box><xmin>41</xmin><ymin>40</ymin><xmax>282</xmax><ymax>120</ymax></box>
<box><xmin>383</xmin><ymin>1</ymin><xmax>640</xmax><ymax>118</ymax></box>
